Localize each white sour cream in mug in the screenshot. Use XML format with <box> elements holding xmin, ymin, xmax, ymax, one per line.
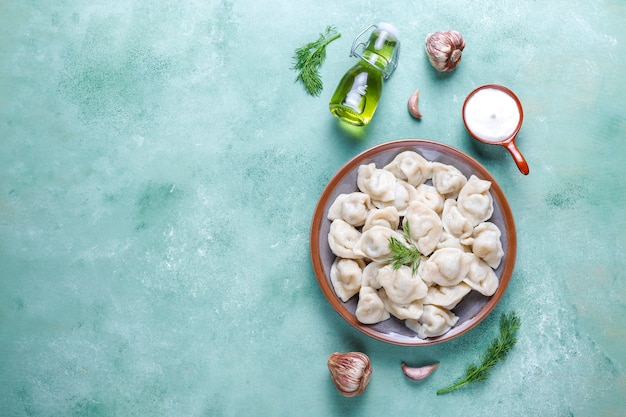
<box><xmin>464</xmin><ymin>88</ymin><xmax>520</xmax><ymax>142</ymax></box>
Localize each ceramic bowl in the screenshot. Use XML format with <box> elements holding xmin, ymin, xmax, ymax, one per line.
<box><xmin>310</xmin><ymin>139</ymin><xmax>516</xmax><ymax>346</ymax></box>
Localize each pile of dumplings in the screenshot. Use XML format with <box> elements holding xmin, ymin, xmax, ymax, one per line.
<box><xmin>326</xmin><ymin>150</ymin><xmax>504</xmax><ymax>339</ymax></box>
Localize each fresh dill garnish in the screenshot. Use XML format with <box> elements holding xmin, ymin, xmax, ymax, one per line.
<box><xmin>437</xmin><ymin>312</ymin><xmax>522</xmax><ymax>395</ymax></box>
<box><xmin>388</xmin><ymin>221</ymin><xmax>421</xmax><ymax>275</ymax></box>
<box><xmin>292</xmin><ymin>26</ymin><xmax>341</xmax><ymax>96</ymax></box>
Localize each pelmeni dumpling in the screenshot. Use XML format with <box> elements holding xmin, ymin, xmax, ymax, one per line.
<box><xmin>420</xmin><ymin>247</ymin><xmax>472</xmax><ymax>286</ymax></box>
<box><xmin>457</xmin><ymin>175</ymin><xmax>494</xmax><ymax>226</ymax></box>
<box><xmin>405</xmin><ymin>305</ymin><xmax>459</xmax><ymax>338</ymax></box>
<box><xmin>424</xmin><ymin>283</ymin><xmax>472</xmax><ymax>310</ymax></box>
<box><xmin>463</xmin><ymin>254</ymin><xmax>499</xmax><ymax>296</ymax></box>
<box><xmin>362</xmin><ymin>206</ymin><xmax>400</xmax><ymax>232</ymax></box>
<box><xmin>463</xmin><ymin>222</ymin><xmax>504</xmax><ymax>269</ymax></box>
<box><xmin>383</xmin><ymin>151</ymin><xmax>432</xmax><ymax>186</ymax></box>
<box><xmin>357</xmin><ymin>163</ymin><xmax>396</xmax><ymax>203</ymax></box>
<box><xmin>403</xmin><ymin>201</ymin><xmax>443</xmax><ymax>256</ymax></box>
<box><xmin>436</xmin><ymin>231</ymin><xmax>465</xmax><ymax>251</ymax></box>
<box><xmin>355</xmin><ymin>287</ymin><xmax>390</xmax><ymax>324</ymax></box>
<box><xmin>441</xmin><ymin>199</ymin><xmax>473</xmax><ymax>239</ymax></box>
<box><xmin>330</xmin><ymin>258</ymin><xmax>365</xmax><ymax>302</ymax></box>
<box><xmin>353</xmin><ymin>226</ymin><xmax>404</xmax><ymax>262</ymax></box>
<box><xmin>328</xmin><ymin>219</ymin><xmax>362</xmax><ymax>259</ymax></box>
<box><xmin>327</xmin><ymin>192</ymin><xmax>371</xmax><ymax>227</ymax></box>
<box><xmin>379</xmin><ymin>288</ymin><xmax>424</xmax><ymax>320</ymax></box>
<box><xmin>431</xmin><ymin>162</ymin><xmax>467</xmax><ymax>198</ymax></box>
<box><xmin>377</xmin><ymin>264</ymin><xmax>428</xmax><ymax>305</ymax></box>
<box><xmin>361</xmin><ymin>262</ymin><xmax>386</xmax><ymax>289</ymax></box>
<box><xmin>373</xmin><ymin>180</ymin><xmax>418</xmax><ymax>215</ymax></box>
<box><xmin>414</xmin><ymin>183</ymin><xmax>445</xmax><ymax>214</ymax></box>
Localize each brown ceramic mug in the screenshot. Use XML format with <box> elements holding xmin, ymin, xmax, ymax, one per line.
<box><xmin>462</xmin><ymin>84</ymin><xmax>529</xmax><ymax>175</ymax></box>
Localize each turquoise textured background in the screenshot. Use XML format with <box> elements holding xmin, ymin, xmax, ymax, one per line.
<box><xmin>1</xmin><ymin>1</ymin><xmax>625</xmax><ymax>416</ymax></box>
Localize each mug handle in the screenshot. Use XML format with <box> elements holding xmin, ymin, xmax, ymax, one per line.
<box><xmin>505</xmin><ymin>139</ymin><xmax>529</xmax><ymax>175</ymax></box>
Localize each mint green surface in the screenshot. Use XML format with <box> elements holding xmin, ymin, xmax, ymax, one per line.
<box><xmin>1</xmin><ymin>1</ymin><xmax>625</xmax><ymax>416</ymax></box>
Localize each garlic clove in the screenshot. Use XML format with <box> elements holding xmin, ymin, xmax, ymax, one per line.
<box><xmin>401</xmin><ymin>362</ymin><xmax>439</xmax><ymax>380</ymax></box>
<box><xmin>408</xmin><ymin>89</ymin><xmax>423</xmax><ymax>119</ymax></box>
<box><xmin>425</xmin><ymin>30</ymin><xmax>465</xmax><ymax>72</ymax></box>
<box><xmin>328</xmin><ymin>352</ymin><xmax>373</xmax><ymax>397</ymax></box>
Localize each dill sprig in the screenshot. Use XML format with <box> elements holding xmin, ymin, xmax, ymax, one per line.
<box><xmin>437</xmin><ymin>312</ymin><xmax>522</xmax><ymax>395</ymax></box>
<box><xmin>292</xmin><ymin>26</ymin><xmax>341</xmax><ymax>96</ymax></box>
<box><xmin>388</xmin><ymin>221</ymin><xmax>421</xmax><ymax>275</ymax></box>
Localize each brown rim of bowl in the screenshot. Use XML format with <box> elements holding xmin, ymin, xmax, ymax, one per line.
<box><xmin>310</xmin><ymin>139</ymin><xmax>517</xmax><ymax>346</ymax></box>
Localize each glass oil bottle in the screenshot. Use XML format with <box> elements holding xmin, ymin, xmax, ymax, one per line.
<box><xmin>329</xmin><ymin>22</ymin><xmax>400</xmax><ymax>126</ymax></box>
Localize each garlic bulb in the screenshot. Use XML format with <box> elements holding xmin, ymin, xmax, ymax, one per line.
<box><xmin>327</xmin><ymin>352</ymin><xmax>372</xmax><ymax>397</ymax></box>
<box><xmin>425</xmin><ymin>30</ymin><xmax>465</xmax><ymax>72</ymax></box>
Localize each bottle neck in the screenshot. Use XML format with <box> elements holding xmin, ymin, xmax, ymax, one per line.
<box><xmin>360</xmin><ymin>29</ymin><xmax>399</xmax><ymax>77</ymax></box>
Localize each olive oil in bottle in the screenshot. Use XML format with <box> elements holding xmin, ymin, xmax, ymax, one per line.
<box><xmin>329</xmin><ymin>23</ymin><xmax>400</xmax><ymax>126</ymax></box>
